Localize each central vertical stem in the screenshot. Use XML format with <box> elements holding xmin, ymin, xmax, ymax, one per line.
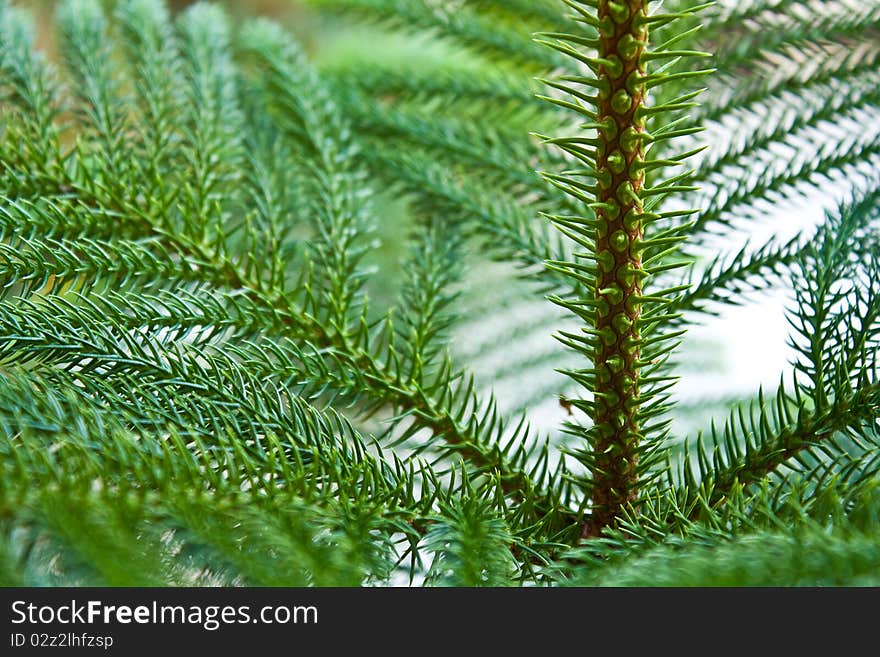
<box><xmin>586</xmin><ymin>0</ymin><xmax>648</xmax><ymax>536</ymax></box>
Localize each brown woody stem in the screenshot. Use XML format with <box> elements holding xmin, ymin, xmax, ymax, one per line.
<box><xmin>584</xmin><ymin>0</ymin><xmax>649</xmax><ymax>537</ymax></box>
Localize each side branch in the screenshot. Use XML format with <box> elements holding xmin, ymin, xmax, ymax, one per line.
<box><xmin>696</xmin><ymin>384</ymin><xmax>880</xmax><ymax>510</ymax></box>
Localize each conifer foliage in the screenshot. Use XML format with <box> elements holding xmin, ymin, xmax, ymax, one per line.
<box><xmin>0</xmin><ymin>0</ymin><xmax>878</xmax><ymax>586</ymax></box>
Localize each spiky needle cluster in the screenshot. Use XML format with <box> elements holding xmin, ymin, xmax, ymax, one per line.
<box><xmin>1</xmin><ymin>0</ymin><xmax>879</xmax><ymax>586</ymax></box>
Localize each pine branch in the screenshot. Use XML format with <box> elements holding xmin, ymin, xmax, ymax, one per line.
<box><xmin>176</xmin><ymin>3</ymin><xmax>244</xmax><ymax>245</ymax></box>
<box><xmin>339</xmin><ymin>93</ymin><xmax>564</xmax><ymax>198</ymax></box>
<box><xmin>115</xmin><ymin>0</ymin><xmax>183</xmax><ymax>225</ymax></box>
<box><xmin>574</xmin><ymin>527</ymin><xmax>880</xmax><ymax>586</ymax></box>
<box><xmin>0</xmin><ymin>2</ymin><xmax>64</xmax><ymax>193</ymax></box>
<box><xmin>692</xmin><ymin>127</ymin><xmax>880</xmax><ymax>236</ymax></box>
<box><xmin>324</xmin><ymin>62</ymin><xmax>549</xmax><ymax>122</ymax></box>
<box><xmin>240</xmin><ymin>19</ymin><xmax>374</xmax><ymax>334</ymax></box>
<box><xmin>695</xmin><ymin>69</ymin><xmax>880</xmax><ymax>184</ymax></box>
<box><xmin>540</xmin><ymin>0</ymin><xmax>710</xmax><ymax>535</ymax></box>
<box><xmin>683</xmin><ymin>186</ymin><xmax>880</xmax><ymax>507</ymax></box>
<box><xmin>684</xmin><ymin>381</ymin><xmax>879</xmax><ymax>510</ymax></box>
<box><xmin>361</xmin><ymin>151</ymin><xmax>573</xmax><ymax>285</ymax></box>
<box><xmin>705</xmin><ymin>1</ymin><xmax>880</xmax><ymax>73</ymax></box>
<box><xmin>424</xmin><ymin>480</ymin><xmax>517</xmax><ymax>586</ymax></box>
<box><xmin>310</xmin><ymin>0</ymin><xmax>567</xmax><ymax>71</ymax></box>
<box><xmin>0</xmin><ymin>380</ymin><xmax>411</xmax><ymax>585</ymax></box>
<box><xmin>3</xmin><ymin>0</ymin><xmax>879</xmax><ymax>586</ymax></box>
<box><xmin>2</xmin><ymin>203</ymin><xmax>563</xmax><ymax>528</ymax></box>
<box><xmin>673</xmin><ymin>235</ymin><xmax>803</xmax><ymax>317</ymax></box>
<box><xmin>395</xmin><ymin>214</ymin><xmax>463</xmax><ymax>385</ymax></box>
<box><xmin>698</xmin><ymin>35</ymin><xmax>880</xmax><ymax>124</ymax></box>
<box><xmin>57</xmin><ymin>0</ymin><xmax>134</xmax><ymax>209</ymax></box>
